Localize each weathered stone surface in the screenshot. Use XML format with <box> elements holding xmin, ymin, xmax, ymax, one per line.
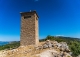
<box><xmin>42</xmin><ymin>40</ymin><xmax>53</xmax><ymax>49</ymax></box>
<box><xmin>20</xmin><ymin>11</ymin><xmax>39</xmax><ymax>46</ymax></box>
<box><xmin>43</xmin><ymin>44</ymin><xmax>48</xmax><ymax>49</ymax></box>
<box><xmin>56</xmin><ymin>42</ymin><xmax>70</xmax><ymax>52</ymax></box>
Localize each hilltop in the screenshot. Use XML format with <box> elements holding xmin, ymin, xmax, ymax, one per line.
<box><xmin>0</xmin><ymin>35</ymin><xmax>80</xmax><ymax>57</ymax></box>
<box><xmin>0</xmin><ymin>40</ymin><xmax>72</xmax><ymax>57</ymax></box>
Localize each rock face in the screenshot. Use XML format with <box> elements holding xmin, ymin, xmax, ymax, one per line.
<box><xmin>57</xmin><ymin>42</ymin><xmax>70</xmax><ymax>52</ymax></box>
<box><xmin>42</xmin><ymin>40</ymin><xmax>52</xmax><ymax>49</ymax></box>
<box><xmin>36</xmin><ymin>40</ymin><xmax>72</xmax><ymax>57</ymax></box>
<box><xmin>0</xmin><ymin>40</ymin><xmax>72</xmax><ymax>57</ymax></box>
<box><xmin>37</xmin><ymin>40</ymin><xmax>70</xmax><ymax>52</ymax></box>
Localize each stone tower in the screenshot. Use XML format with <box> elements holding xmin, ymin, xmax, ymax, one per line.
<box><xmin>20</xmin><ymin>11</ymin><xmax>39</xmax><ymax>46</ymax></box>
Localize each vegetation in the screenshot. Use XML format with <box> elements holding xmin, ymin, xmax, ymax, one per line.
<box><xmin>0</xmin><ymin>35</ymin><xmax>80</xmax><ymax>57</ymax></box>
<box><xmin>40</xmin><ymin>35</ymin><xmax>80</xmax><ymax>57</ymax></box>
<box><xmin>0</xmin><ymin>41</ymin><xmax>20</xmax><ymax>50</ymax></box>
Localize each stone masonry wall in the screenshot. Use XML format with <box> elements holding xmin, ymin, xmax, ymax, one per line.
<box><xmin>20</xmin><ymin>12</ymin><xmax>39</xmax><ymax>46</ymax></box>
<box><xmin>35</xmin><ymin>14</ymin><xmax>39</xmax><ymax>46</ymax></box>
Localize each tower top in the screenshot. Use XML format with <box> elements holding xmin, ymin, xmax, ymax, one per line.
<box><xmin>20</xmin><ymin>10</ymin><xmax>39</xmax><ymax>18</ymax></box>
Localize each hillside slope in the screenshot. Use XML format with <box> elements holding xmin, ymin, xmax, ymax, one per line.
<box><xmin>0</xmin><ymin>40</ymin><xmax>72</xmax><ymax>57</ymax></box>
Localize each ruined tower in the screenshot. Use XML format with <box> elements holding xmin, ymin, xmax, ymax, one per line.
<box><xmin>20</xmin><ymin>11</ymin><xmax>39</xmax><ymax>46</ymax></box>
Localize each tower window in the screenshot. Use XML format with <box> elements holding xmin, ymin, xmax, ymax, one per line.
<box><xmin>24</xmin><ymin>16</ymin><xmax>31</xmax><ymax>19</ymax></box>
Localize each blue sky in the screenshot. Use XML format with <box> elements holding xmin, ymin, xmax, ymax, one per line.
<box><xmin>0</xmin><ymin>0</ymin><xmax>80</xmax><ymax>41</ymax></box>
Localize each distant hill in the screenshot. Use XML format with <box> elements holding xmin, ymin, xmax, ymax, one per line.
<box><xmin>40</xmin><ymin>36</ymin><xmax>80</xmax><ymax>43</ymax></box>
<box><xmin>0</xmin><ymin>41</ymin><xmax>20</xmax><ymax>50</ymax></box>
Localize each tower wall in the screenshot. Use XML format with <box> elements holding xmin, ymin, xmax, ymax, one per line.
<box><xmin>20</xmin><ymin>11</ymin><xmax>39</xmax><ymax>46</ymax></box>
<box><xmin>35</xmin><ymin>14</ymin><xmax>39</xmax><ymax>46</ymax></box>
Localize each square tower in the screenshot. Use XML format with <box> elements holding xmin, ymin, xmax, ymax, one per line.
<box><xmin>20</xmin><ymin>11</ymin><xmax>39</xmax><ymax>46</ymax></box>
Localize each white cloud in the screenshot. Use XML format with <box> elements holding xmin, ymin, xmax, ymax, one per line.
<box><xmin>55</xmin><ymin>35</ymin><xmax>64</xmax><ymax>37</ymax></box>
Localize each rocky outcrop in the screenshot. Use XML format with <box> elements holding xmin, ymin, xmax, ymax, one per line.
<box><xmin>37</xmin><ymin>40</ymin><xmax>70</xmax><ymax>52</ymax></box>
<box><xmin>35</xmin><ymin>40</ymin><xmax>72</xmax><ymax>57</ymax></box>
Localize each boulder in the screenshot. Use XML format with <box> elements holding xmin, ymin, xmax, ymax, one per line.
<box><xmin>45</xmin><ymin>40</ymin><xmax>53</xmax><ymax>48</ymax></box>
<box><xmin>43</xmin><ymin>44</ymin><xmax>48</xmax><ymax>49</ymax></box>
